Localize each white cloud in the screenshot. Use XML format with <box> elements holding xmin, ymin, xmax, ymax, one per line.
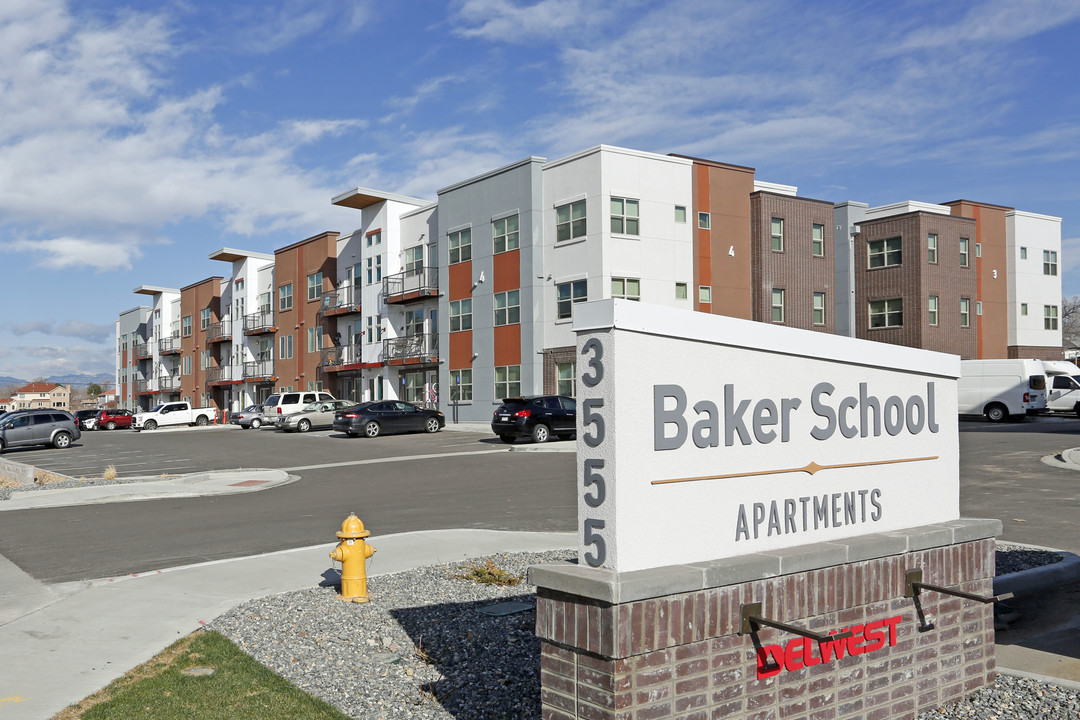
<box><xmin>3</xmin><ymin>320</ymin><xmax>113</xmax><ymax>342</ymax></box>
<box><xmin>450</xmin><ymin>0</ymin><xmax>599</xmax><ymax>41</ymax></box>
<box><xmin>895</xmin><ymin>0</ymin><xmax>1080</xmax><ymax>51</ymax></box>
<box><xmin>2</xmin><ymin>236</ymin><xmax>142</xmax><ymax>271</ymax></box>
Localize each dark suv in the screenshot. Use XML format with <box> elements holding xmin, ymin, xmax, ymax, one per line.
<box><xmin>491</xmin><ymin>395</ymin><xmax>576</xmax><ymax>444</ymax></box>
<box><xmin>74</xmin><ymin>409</ymin><xmax>100</xmax><ymax>430</ymax></box>
<box><xmin>0</xmin><ymin>409</ymin><xmax>81</xmax><ymax>452</ymax></box>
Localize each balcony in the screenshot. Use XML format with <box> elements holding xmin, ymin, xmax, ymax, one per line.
<box><xmin>133</xmin><ymin>342</ymin><xmax>152</xmax><ymax>360</ymax></box>
<box><xmin>317</xmin><ymin>286</ymin><xmax>362</xmax><ymax>318</ymax></box>
<box><xmin>243</xmin><ymin>311</ymin><xmax>276</xmax><ymax>335</ymax></box>
<box><xmin>158</xmin><ymin>374</ymin><xmax>181</xmax><ymax>392</ymax></box>
<box><xmin>206</xmin><ymin>365</ymin><xmax>239</xmax><ymax>385</ymax></box>
<box><xmin>383</xmin><ymin>333</ymin><xmax>438</xmax><ymax>365</ymax></box>
<box><xmin>135</xmin><ymin>379</ymin><xmax>156</xmax><ymax>395</ymax></box>
<box><xmin>159</xmin><ymin>336</ymin><xmax>182</xmax><ymax>355</ymax></box>
<box><xmin>384</xmin><ymin>267</ymin><xmax>438</xmax><ymax>304</ymax></box>
<box><xmin>206</xmin><ymin>320</ymin><xmax>232</xmax><ymax>344</ymax></box>
<box><xmin>242</xmin><ymin>360</ymin><xmax>276</xmax><ymax>383</ymax></box>
<box><xmin>320</xmin><ymin>344</ymin><xmax>365</xmax><ymax>373</ymax></box>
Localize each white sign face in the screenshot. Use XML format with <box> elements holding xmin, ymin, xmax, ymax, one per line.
<box><xmin>573</xmin><ymin>300</ymin><xmax>960</xmax><ymax>573</ymax></box>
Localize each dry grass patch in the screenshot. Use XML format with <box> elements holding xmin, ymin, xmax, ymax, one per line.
<box><xmin>103</xmin><ymin>465</ymin><xmax>118</xmax><ymax>481</ymax></box>
<box><xmin>0</xmin><ymin>476</ymin><xmax>22</xmax><ymax>489</ymax></box>
<box><xmin>34</xmin><ymin>468</ymin><xmax>70</xmax><ymax>485</ymax></box>
<box><xmin>452</xmin><ymin>558</ymin><xmax>523</xmax><ymax>586</ymax></box>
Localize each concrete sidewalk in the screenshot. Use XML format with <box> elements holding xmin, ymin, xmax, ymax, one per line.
<box><xmin>0</xmin><ymin>528</ymin><xmax>577</xmax><ymax>720</ymax></box>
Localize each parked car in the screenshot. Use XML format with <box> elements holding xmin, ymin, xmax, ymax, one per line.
<box><xmin>277</xmin><ymin>400</ymin><xmax>354</xmax><ymax>432</ymax></box>
<box><xmin>133</xmin><ymin>402</ymin><xmax>218</xmax><ymax>430</ymax></box>
<box><xmin>74</xmin><ymin>409</ymin><xmax>100</xmax><ymax>430</ymax></box>
<box><xmin>260</xmin><ymin>391</ymin><xmax>336</xmax><ymax>426</ymax></box>
<box><xmin>0</xmin><ymin>409</ymin><xmax>81</xmax><ymax>452</ymax></box>
<box><xmin>333</xmin><ymin>401</ymin><xmax>445</xmax><ymax>438</ymax></box>
<box><xmin>97</xmin><ymin>408</ymin><xmax>134</xmax><ymax>430</ymax></box>
<box><xmin>491</xmin><ymin>395</ymin><xmax>576</xmax><ymax>443</ymax></box>
<box><xmin>230</xmin><ymin>405</ymin><xmax>266</xmax><ymax>429</ymax></box>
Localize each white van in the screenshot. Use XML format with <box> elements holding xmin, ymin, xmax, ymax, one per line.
<box><xmin>260</xmin><ymin>391</ymin><xmax>336</xmax><ymax>426</ymax></box>
<box><xmin>957</xmin><ymin>359</ymin><xmax>1047</xmax><ymax>422</ymax></box>
<box><xmin>1041</xmin><ymin>360</ymin><xmax>1080</xmax><ymax>416</ymax></box>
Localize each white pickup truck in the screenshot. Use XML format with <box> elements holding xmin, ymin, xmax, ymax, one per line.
<box><xmin>133</xmin><ymin>401</ymin><xmax>218</xmax><ymax>430</ymax></box>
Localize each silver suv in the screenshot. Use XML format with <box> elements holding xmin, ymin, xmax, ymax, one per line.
<box><xmin>0</xmin><ymin>409</ymin><xmax>82</xmax><ymax>452</ymax></box>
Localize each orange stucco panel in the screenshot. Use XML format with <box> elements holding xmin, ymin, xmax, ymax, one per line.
<box><xmin>493</xmin><ymin>249</ymin><xmax>520</xmax><ymax>293</ymax></box>
<box><xmin>493</xmin><ymin>324</ymin><xmax>521</xmax><ymax>367</ymax></box>
<box><xmin>448</xmin><ymin>330</ymin><xmax>473</xmax><ymax>370</ymax></box>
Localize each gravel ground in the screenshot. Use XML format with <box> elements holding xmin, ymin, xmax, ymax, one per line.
<box><xmin>207</xmin><ymin>546</ymin><xmax>1078</xmax><ymax>720</ymax></box>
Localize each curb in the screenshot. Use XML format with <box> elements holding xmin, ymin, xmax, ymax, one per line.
<box><xmin>994</xmin><ymin>551</ymin><xmax>1080</xmax><ymax>599</ymax></box>
<box><xmin>995</xmin><ymin>666</ymin><xmax>1080</xmax><ymax>692</ymax></box>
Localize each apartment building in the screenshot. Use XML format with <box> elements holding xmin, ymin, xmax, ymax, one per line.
<box><xmin>116</xmin><ymin>304</ymin><xmax>151</xmax><ymax>410</ymax></box>
<box><xmin>177</xmin><ymin>277</ymin><xmax>223</xmax><ymax>409</ymax></box>
<box><xmin>1006</xmin><ymin>209</ymin><xmax>1063</xmax><ymax>359</ymax></box>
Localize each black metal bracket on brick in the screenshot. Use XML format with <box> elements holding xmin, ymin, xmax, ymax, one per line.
<box><xmin>903</xmin><ymin>568</ymin><xmax>1013</xmax><ymax>604</ymax></box>
<box><xmin>738</xmin><ymin>602</ymin><xmax>855</xmax><ymax>643</ymax></box>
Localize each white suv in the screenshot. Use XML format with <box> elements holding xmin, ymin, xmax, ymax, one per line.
<box><xmin>260</xmin><ymin>391</ymin><xmax>336</xmax><ymax>426</ymax></box>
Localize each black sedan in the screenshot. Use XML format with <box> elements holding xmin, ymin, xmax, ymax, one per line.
<box><xmin>332</xmin><ymin>401</ymin><xmax>445</xmax><ymax>438</ymax></box>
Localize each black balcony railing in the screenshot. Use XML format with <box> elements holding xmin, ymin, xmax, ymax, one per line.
<box><xmin>136</xmin><ymin>379</ymin><xmax>152</xmax><ymax>393</ymax></box>
<box><xmin>133</xmin><ymin>342</ymin><xmax>151</xmax><ymax>359</ymax></box>
<box><xmin>384</xmin><ymin>267</ymin><xmax>438</xmax><ymax>302</ymax></box>
<box><xmin>206</xmin><ymin>365</ymin><xmax>236</xmax><ymax>384</ymax></box>
<box><xmin>242</xmin><ymin>360</ymin><xmax>275</xmax><ymax>381</ymax></box>
<box><xmin>383</xmin><ymin>333</ymin><xmax>438</xmax><ymax>364</ymax></box>
<box><xmin>317</xmin><ymin>286</ymin><xmax>362</xmax><ymax>317</ymax></box>
<box><xmin>243</xmin><ymin>311</ymin><xmax>275</xmax><ymax>335</ymax></box>
<box><xmin>158</xmin><ymin>336</ymin><xmax>181</xmax><ymax>354</ymax></box>
<box><xmin>158</xmin><ymin>374</ymin><xmax>181</xmax><ymax>391</ymax></box>
<box><xmin>320</xmin><ymin>344</ymin><xmax>363</xmax><ymax>370</ymax></box>
<box><xmin>206</xmin><ymin>320</ymin><xmax>232</xmax><ymax>343</ymax></box>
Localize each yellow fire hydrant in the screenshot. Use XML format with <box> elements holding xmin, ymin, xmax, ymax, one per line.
<box><xmin>329</xmin><ymin>513</ymin><xmax>376</xmax><ymax>602</ymax></box>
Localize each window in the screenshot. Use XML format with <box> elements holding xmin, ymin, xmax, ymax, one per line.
<box><xmin>200</xmin><ymin>350</ymin><xmax>210</xmax><ymax>370</ymax></box>
<box><xmin>1021</xmin><ymin>303</ymin><xmax>1028</xmax><ymax>316</ymax></box>
<box><xmin>556</xmin><ymin>200</ymin><xmax>586</xmax><ymax>242</ymax></box>
<box><xmin>1045</xmin><ymin>305</ymin><xmax>1059</xmax><ymax>330</ymax></box>
<box><xmin>493</xmin><ymin>215</ymin><xmax>519</xmax><ymax>253</ymax></box>
<box><xmin>611</xmin><ymin>277</ymin><xmax>640</xmax><ymax>301</ymax></box>
<box><xmin>307</xmin><ymin>327</ymin><xmax>323</xmax><ymax>353</ymax></box>
<box><xmin>960</xmin><ymin>298</ymin><xmax>970</xmax><ymax>328</ymax></box>
<box><xmin>450</xmin><ymin>369</ymin><xmax>472</xmax><ymax>401</ymax></box>
<box><xmin>812</xmin><ymin>224</ymin><xmax>825</xmax><ymax>256</ymax></box>
<box><xmin>699</xmin><ymin>286</ymin><xmax>712</xmax><ymax>304</ymax></box>
<box><xmin>259</xmin><ymin>292</ymin><xmax>271</xmax><ymax>314</ymax></box>
<box><xmin>610</xmin><ymin>197</ymin><xmax>639</xmax><ymax>235</ymax></box>
<box><xmin>1020</xmin><ymin>247</ymin><xmax>1028</xmax><ymax>260</ymax></box>
<box><xmin>366</xmin><ymin>231</ymin><xmax>382</xmax><ymax>246</ymax></box>
<box><xmin>366</xmin><ymin>315</ymin><xmax>383</xmax><ymax>342</ymax></box>
<box><xmin>494</xmin><ymin>365</ymin><xmax>521</xmax><ymax>399</ymax></box>
<box><xmin>182</xmin><ymin>316</ymin><xmax>192</xmax><ymax>337</ymax></box>
<box><xmin>698</xmin><ymin>212</ymin><xmax>711</xmax><ymax>229</ymax></box>
<box><xmin>869</xmin><ymin>299</ymin><xmax>903</xmax><ymax>329</ymax></box>
<box><xmin>928</xmin><ymin>295</ymin><xmax>939</xmax><ymax>326</ymax></box>
<box><xmin>557</xmin><ymin>361</ymin><xmax>576</xmax><ymax>397</ymax></box>
<box><xmin>200</xmin><ymin>308</ymin><xmax>210</xmax><ymax>330</ymax></box>
<box><xmin>404</xmin><ymin>246</ymin><xmax>424</xmax><ymax>275</ymax></box>
<box><xmin>976</xmin><ymin>242</ymin><xmax>982</xmax><ymax>258</ymax></box>
<box><xmin>449</xmin><ymin>299</ymin><xmax>473</xmax><ymax>332</ymax></box>
<box><xmin>279</xmin><ymin>334</ymin><xmax>294</xmax><ymax>359</ymax></box>
<box><xmin>449</xmin><ymin>228</ymin><xmax>472</xmax><ymax>263</ymax></box>
<box><xmin>771</xmin><ymin>289</ymin><xmax>785</xmax><ymax>322</ymax></box>
<box><xmin>675</xmin><ymin>282</ymin><xmax>688</xmax><ymax>299</ymax></box>
<box><xmin>494</xmin><ymin>290</ymin><xmax>520</xmax><ymax>326</ymax></box>
<box><xmin>960</xmin><ymin>238</ymin><xmax>970</xmax><ymax>267</ymax></box>
<box><xmin>307</xmin><ymin>272</ymin><xmax>323</xmax><ymax>300</ymax></box>
<box><xmin>675</xmin><ymin>206</ymin><xmax>687</xmax><ymax>223</ymax></box>
<box><xmin>770</xmin><ymin>218</ymin><xmax>784</xmax><ymax>251</ymax></box>
<box><xmin>235</xmin><ymin>279</ymin><xmax>244</xmax><ymax>292</ymax></box>
<box><xmin>813</xmin><ymin>292</ymin><xmax>826</xmax><ymax>325</ymax></box>
<box><xmin>182</xmin><ymin>356</ymin><xmax>192</xmax><ymax>375</ymax></box>
<box><xmin>977</xmin><ymin>301</ymin><xmax>983</xmax><ymax>316</ymax></box>
<box><xmin>868</xmin><ymin>237</ymin><xmax>902</xmax><ymax>268</ymax></box>
<box><xmin>556</xmin><ymin>280</ymin><xmax>587</xmax><ymax>319</ymax></box>
<box><xmin>279</xmin><ymin>284</ymin><xmax>293</xmax><ymax>311</ymax></box>
<box><xmin>1044</xmin><ymin>250</ymin><xmax>1058</xmax><ymax>276</ymax></box>
<box><xmin>366</xmin><ymin>256</ymin><xmax>382</xmax><ymax>284</ymax></box>
<box><xmin>927</xmin><ymin>234</ymin><xmax>938</xmax><ymax>263</ymax></box>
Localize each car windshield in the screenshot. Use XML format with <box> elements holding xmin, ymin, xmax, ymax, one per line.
<box><xmin>244</xmin><ymin>405</ymin><xmax>260</xmax><ymax>412</ymax></box>
<box><xmin>301</xmin><ymin>402</ymin><xmax>321</xmax><ymax>411</ymax></box>
<box><xmin>149</xmin><ymin>404</ymin><xmax>165</xmax><ymax>412</ymax></box>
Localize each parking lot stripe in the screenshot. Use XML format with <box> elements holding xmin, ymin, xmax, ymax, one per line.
<box><xmin>281</xmin><ymin>448</ymin><xmax>508</xmax><ymax>472</ymax></box>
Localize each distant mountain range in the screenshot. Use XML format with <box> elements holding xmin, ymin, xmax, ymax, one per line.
<box><xmin>0</xmin><ymin>373</ymin><xmax>114</xmax><ymax>388</ymax></box>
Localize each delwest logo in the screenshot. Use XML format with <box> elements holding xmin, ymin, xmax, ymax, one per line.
<box><xmin>756</xmin><ymin>616</ymin><xmax>901</xmax><ymax>679</ymax></box>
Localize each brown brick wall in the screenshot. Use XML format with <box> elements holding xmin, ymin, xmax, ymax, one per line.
<box><xmin>1007</xmin><ymin>345</ymin><xmax>1065</xmax><ymax>361</ymax></box>
<box><xmin>750</xmin><ymin>193</ymin><xmax>836</xmax><ymax>334</ymax></box>
<box><xmin>543</xmin><ymin>346</ymin><xmax>577</xmax><ymax>395</ymax></box>
<box><xmin>537</xmin><ymin>539</ymin><xmax>995</xmax><ymax>720</ymax></box>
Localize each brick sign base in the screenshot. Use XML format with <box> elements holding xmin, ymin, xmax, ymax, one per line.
<box><xmin>529</xmin><ymin>520</ymin><xmax>999</xmax><ymax>720</ymax></box>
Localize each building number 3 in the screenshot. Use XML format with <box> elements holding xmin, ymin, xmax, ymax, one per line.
<box><xmin>581</xmin><ymin>338</ymin><xmax>606</xmax><ymax>567</ymax></box>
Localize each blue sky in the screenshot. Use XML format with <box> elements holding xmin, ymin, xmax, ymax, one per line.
<box><xmin>1</xmin><ymin>0</ymin><xmax>1079</xmax><ymax>381</ymax></box>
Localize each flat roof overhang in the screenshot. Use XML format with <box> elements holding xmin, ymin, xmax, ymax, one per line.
<box><xmin>331</xmin><ymin>187</ymin><xmax>428</xmax><ymax>210</ymax></box>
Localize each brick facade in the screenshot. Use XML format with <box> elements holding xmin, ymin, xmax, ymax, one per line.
<box><xmin>535</xmin><ymin>537</ymin><xmax>995</xmax><ymax>720</ymax></box>
<box><xmin>544</xmin><ymin>346</ymin><xmax>577</xmax><ymax>395</ymax></box>
<box><xmin>1007</xmin><ymin>345</ymin><xmax>1065</xmax><ymax>361</ymax></box>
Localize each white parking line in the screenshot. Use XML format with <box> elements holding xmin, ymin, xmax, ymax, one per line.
<box><xmin>281</xmin><ymin>448</ymin><xmax>509</xmax><ymax>472</ymax></box>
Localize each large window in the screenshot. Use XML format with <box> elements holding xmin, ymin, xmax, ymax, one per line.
<box><xmin>450</xmin><ymin>369</ymin><xmax>472</xmax><ymax>401</ymax></box>
<box><xmin>556</xmin><ymin>200</ymin><xmax>586</xmax><ymax>242</ymax></box>
<box><xmin>812</xmin><ymin>224</ymin><xmax>825</xmax><ymax>256</ymax></box>
<box><xmin>200</xmin><ymin>308</ymin><xmax>210</xmax><ymax>330</ymax></box>
<box><xmin>404</xmin><ymin>246</ymin><xmax>424</xmax><ymax>275</ymax></box>
<box><xmin>449</xmin><ymin>299</ymin><xmax>473</xmax><ymax>332</ymax></box>
<box><xmin>771</xmin><ymin>289</ymin><xmax>785</xmax><ymax>322</ymax></box>
<box><xmin>960</xmin><ymin>298</ymin><xmax>971</xmax><ymax>328</ymax></box>
<box><xmin>307</xmin><ymin>272</ymin><xmax>323</xmax><ymax>300</ymax></box>
<box><xmin>813</xmin><ymin>291</ymin><xmax>826</xmax><ymax>325</ymax></box>
<box><xmin>182</xmin><ymin>316</ymin><xmax>192</xmax><ymax>337</ymax></box>
<box><xmin>869</xmin><ymin>298</ymin><xmax>903</xmax><ymax>328</ymax></box>
<box><xmin>770</xmin><ymin>218</ymin><xmax>784</xmax><ymax>252</ymax></box>
<box><xmin>1044</xmin><ymin>250</ymin><xmax>1058</xmax><ymax>276</ymax></box>
<box><xmin>927</xmin><ymin>234</ymin><xmax>938</xmax><ymax>263</ymax></box>
<box><xmin>493</xmin><ymin>215</ymin><xmax>519</xmax><ymax>253</ymax></box>
<box><xmin>366</xmin><ymin>314</ymin><xmax>384</xmax><ymax>342</ymax></box>
<box><xmin>200</xmin><ymin>350</ymin><xmax>210</xmax><ymax>370</ymax></box>
<box><xmin>610</xmin><ymin>197</ymin><xmax>639</xmax><ymax>235</ymax></box>
<box><xmin>279</xmin><ymin>334</ymin><xmax>294</xmax><ymax>359</ymax></box>
<box><xmin>868</xmin><ymin>237</ymin><xmax>902</xmax><ymax>268</ymax></box>
<box><xmin>556</xmin><ymin>280</ymin><xmax>587</xmax><ymax>319</ymax></box>
<box><xmin>960</xmin><ymin>238</ymin><xmax>970</xmax><ymax>267</ymax></box>
<box><xmin>449</xmin><ymin>228</ymin><xmax>472</xmax><ymax>264</ymax></box>
<box><xmin>1045</xmin><ymin>305</ymin><xmax>1059</xmax><ymax>330</ymax></box>
<box><xmin>182</xmin><ymin>356</ymin><xmax>192</xmax><ymax>375</ymax></box>
<box><xmin>366</xmin><ymin>256</ymin><xmax>382</xmax><ymax>284</ymax></box>
<box><xmin>494</xmin><ymin>365</ymin><xmax>521</xmax><ymax>399</ymax></box>
<box><xmin>279</xmin><ymin>284</ymin><xmax>293</xmax><ymax>312</ymax></box>
<box><xmin>928</xmin><ymin>295</ymin><xmax>939</xmax><ymax>326</ymax></box>
<box><xmin>307</xmin><ymin>327</ymin><xmax>323</xmax><ymax>353</ymax></box>
<box><xmin>557</xmin><ymin>361</ymin><xmax>576</xmax><ymax>397</ymax></box>
<box><xmin>611</xmin><ymin>277</ymin><xmax>640</xmax><ymax>301</ymax></box>
<box><xmin>494</xmin><ymin>290</ymin><xmax>520</xmax><ymax>326</ymax></box>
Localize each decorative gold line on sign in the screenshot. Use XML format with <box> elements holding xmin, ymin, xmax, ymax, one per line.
<box><xmin>650</xmin><ymin>456</ymin><xmax>939</xmax><ymax>486</ymax></box>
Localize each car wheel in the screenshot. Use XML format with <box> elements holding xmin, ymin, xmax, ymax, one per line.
<box><xmin>985</xmin><ymin>403</ymin><xmax>1008</xmax><ymax>423</ymax></box>
<box><xmin>531</xmin><ymin>424</ymin><xmax>550</xmax><ymax>443</ymax></box>
<box><xmin>144</xmin><ymin>420</ymin><xmax>157</xmax><ymax>431</ymax></box>
<box><xmin>424</xmin><ymin>417</ymin><xmax>440</xmax><ymax>433</ymax></box>
<box><xmin>195</xmin><ymin>415</ymin><xmax>209</xmax><ymax>426</ymax></box>
<box><xmin>363</xmin><ymin>421</ymin><xmax>381</xmax><ymax>438</ymax></box>
<box><xmin>250</xmin><ymin>418</ymin><xmax>262</xmax><ymax>429</ymax></box>
<box><xmin>53</xmin><ymin>432</ymin><xmax>72</xmax><ymax>449</ymax></box>
<box><xmin>298</xmin><ymin>419</ymin><xmax>311</xmax><ymax>433</ymax></box>
<box><xmin>105</xmin><ymin>421</ymin><xmax>116</xmax><ymax>430</ymax></box>
<box><xmin>499</xmin><ymin>434</ymin><xmax>515</xmax><ymax>444</ymax></box>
